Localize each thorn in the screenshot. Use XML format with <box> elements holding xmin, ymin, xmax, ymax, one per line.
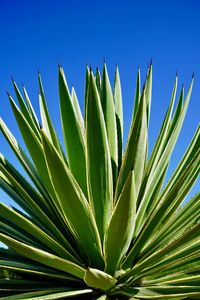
<box><xmin>192</xmin><ymin>72</ymin><xmax>195</xmax><ymax>79</ymax></box>
<box><xmin>89</xmin><ymin>65</ymin><xmax>92</xmax><ymax>72</ymax></box>
<box><xmin>58</xmin><ymin>63</ymin><xmax>62</xmax><ymax>69</ymax></box>
<box><xmin>6</xmin><ymin>90</ymin><xmax>11</xmax><ymax>97</ymax></box>
<box><xmin>150</xmin><ymin>57</ymin><xmax>153</xmax><ymax>65</ymax></box>
<box><xmin>115</xmin><ymin>64</ymin><xmax>119</xmax><ymax>74</ymax></box>
<box><xmin>86</xmin><ymin>65</ymin><xmax>90</xmax><ymax>73</ymax></box>
<box><xmin>103</xmin><ymin>58</ymin><xmax>106</xmax><ymax>64</ymax></box>
<box><xmin>11</xmin><ymin>76</ymin><xmax>15</xmax><ymax>83</ymax></box>
<box><xmin>22</xmin><ymin>82</ymin><xmax>25</xmax><ymax>88</ymax></box>
<box><xmin>175</xmin><ymin>71</ymin><xmax>178</xmax><ymax>77</ymax></box>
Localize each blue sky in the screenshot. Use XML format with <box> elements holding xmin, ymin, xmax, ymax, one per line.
<box><xmin>0</xmin><ymin>0</ymin><xmax>199</xmax><ymax>209</ymax></box>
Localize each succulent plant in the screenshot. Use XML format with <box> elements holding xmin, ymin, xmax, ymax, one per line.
<box><xmin>0</xmin><ymin>64</ymin><xmax>199</xmax><ymax>299</ymax></box>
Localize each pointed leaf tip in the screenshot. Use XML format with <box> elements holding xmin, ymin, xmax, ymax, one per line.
<box><xmin>6</xmin><ymin>90</ymin><xmax>11</xmax><ymax>98</ymax></box>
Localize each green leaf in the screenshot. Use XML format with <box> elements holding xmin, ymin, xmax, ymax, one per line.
<box><xmin>114</xmin><ymin>65</ymin><xmax>123</xmax><ymax>171</ymax></box>
<box><xmin>139</xmin><ymin>75</ymin><xmax>178</xmax><ymax>201</ymax></box>
<box><xmin>123</xmin><ymin>154</ymin><xmax>199</xmax><ymax>271</ymax></box>
<box><xmin>0</xmin><ymin>117</ymin><xmax>52</xmax><ymax>201</ymax></box>
<box><xmin>41</xmin><ymin>130</ymin><xmax>103</xmax><ymax>268</ymax></box>
<box><xmin>142</xmin><ymin>273</ymin><xmax>200</xmax><ymax>286</ymax></box>
<box><xmin>8</xmin><ymin>95</ymin><xmax>56</xmax><ymax>200</ymax></box>
<box><xmin>0</xmin><ymin>154</ymin><xmax>52</xmax><ymax>219</ymax></box>
<box><xmin>140</xmin><ymin>192</ymin><xmax>200</xmax><ymax>262</ymax></box>
<box><xmin>0</xmin><ymin>220</ymin><xmax>42</xmax><ymax>249</ymax></box>
<box><xmin>121</xmin><ymin>223</ymin><xmax>200</xmax><ymax>283</ymax></box>
<box><xmin>156</xmin><ymin>125</ymin><xmax>200</xmax><ymax>226</ymax></box>
<box><xmin>0</xmin><ymin>120</ymin><xmax>71</xmax><ymax>241</ymax></box>
<box><xmin>139</xmin><ymin>236</ymin><xmax>200</xmax><ymax>280</ymax></box>
<box><xmin>104</xmin><ymin>171</ymin><xmax>136</xmax><ymax>275</ymax></box>
<box><xmin>101</xmin><ymin>63</ymin><xmax>118</xmax><ymax>186</ymax></box>
<box><xmin>11</xmin><ymin>80</ymin><xmax>40</xmax><ymax>138</ymax></box>
<box><xmin>86</xmin><ymin>71</ymin><xmax>113</xmax><ymax>241</ymax></box>
<box><xmin>2</xmin><ymin>289</ymin><xmax>93</xmax><ymax>299</ymax></box>
<box><xmin>113</xmin><ymin>285</ymin><xmax>200</xmax><ymax>299</ymax></box>
<box><xmin>59</xmin><ymin>66</ymin><xmax>87</xmax><ymax>196</ymax></box>
<box><xmin>133</xmin><ymin>67</ymin><xmax>141</xmax><ymax>118</ymax></box>
<box><xmin>96</xmin><ymin>296</ymin><xmax>108</xmax><ymax>300</ymax></box>
<box><xmin>135</xmin><ymin>79</ymin><xmax>194</xmax><ymax>238</ymax></box>
<box><xmin>115</xmin><ymin>88</ymin><xmax>147</xmax><ymax>200</ymax></box>
<box><xmin>0</xmin><ymin>234</ymin><xmax>86</xmax><ymax>279</ymax></box>
<box><xmin>38</xmin><ymin>73</ymin><xmax>64</xmax><ymax>158</ymax></box>
<box><xmin>22</xmin><ymin>85</ymin><xmax>40</xmax><ymax>132</ymax></box>
<box><xmin>95</xmin><ymin>67</ymin><xmax>101</xmax><ymax>94</ymax></box>
<box><xmin>156</xmin><ymin>193</ymin><xmax>200</xmax><ymax>249</ymax></box>
<box><xmin>140</xmin><ymin>127</ymin><xmax>199</xmax><ymax>257</ymax></box>
<box><xmin>0</xmin><ymin>259</ymin><xmax>76</xmax><ymax>280</ymax></box>
<box><xmin>145</xmin><ymin>63</ymin><xmax>152</xmax><ymax>125</ymax></box>
<box><xmin>71</xmin><ymin>86</ymin><xmax>84</xmax><ymax>137</ymax></box>
<box><xmin>84</xmin><ymin>66</ymin><xmax>90</xmax><ymax>122</ymax></box>
<box><xmin>0</xmin><ymin>202</ymin><xmax>79</xmax><ymax>263</ymax></box>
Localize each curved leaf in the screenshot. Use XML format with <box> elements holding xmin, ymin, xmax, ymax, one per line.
<box><xmin>41</xmin><ymin>130</ymin><xmax>103</xmax><ymax>268</ymax></box>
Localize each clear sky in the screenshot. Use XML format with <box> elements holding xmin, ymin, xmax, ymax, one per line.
<box><xmin>0</xmin><ymin>0</ymin><xmax>199</xmax><ymax>209</ymax></box>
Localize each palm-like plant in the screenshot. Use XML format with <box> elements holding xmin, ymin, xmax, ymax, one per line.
<box><xmin>0</xmin><ymin>64</ymin><xmax>199</xmax><ymax>300</ymax></box>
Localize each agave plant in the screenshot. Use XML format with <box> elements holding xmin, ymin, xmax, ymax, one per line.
<box><xmin>0</xmin><ymin>63</ymin><xmax>199</xmax><ymax>300</ymax></box>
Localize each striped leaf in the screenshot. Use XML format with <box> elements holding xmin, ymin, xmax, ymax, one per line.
<box><xmin>41</xmin><ymin>130</ymin><xmax>103</xmax><ymax>268</ymax></box>
<box><xmin>59</xmin><ymin>66</ymin><xmax>87</xmax><ymax>196</ymax></box>
<box><xmin>86</xmin><ymin>71</ymin><xmax>113</xmax><ymax>241</ymax></box>
<box><xmin>101</xmin><ymin>64</ymin><xmax>118</xmax><ymax>186</ymax></box>
<box><xmin>104</xmin><ymin>171</ymin><xmax>136</xmax><ymax>275</ymax></box>
<box><xmin>0</xmin><ymin>234</ymin><xmax>85</xmax><ymax>279</ymax></box>
<box><xmin>114</xmin><ymin>66</ymin><xmax>123</xmax><ymax>171</ymax></box>
<box><xmin>115</xmin><ymin>88</ymin><xmax>147</xmax><ymax>200</ymax></box>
